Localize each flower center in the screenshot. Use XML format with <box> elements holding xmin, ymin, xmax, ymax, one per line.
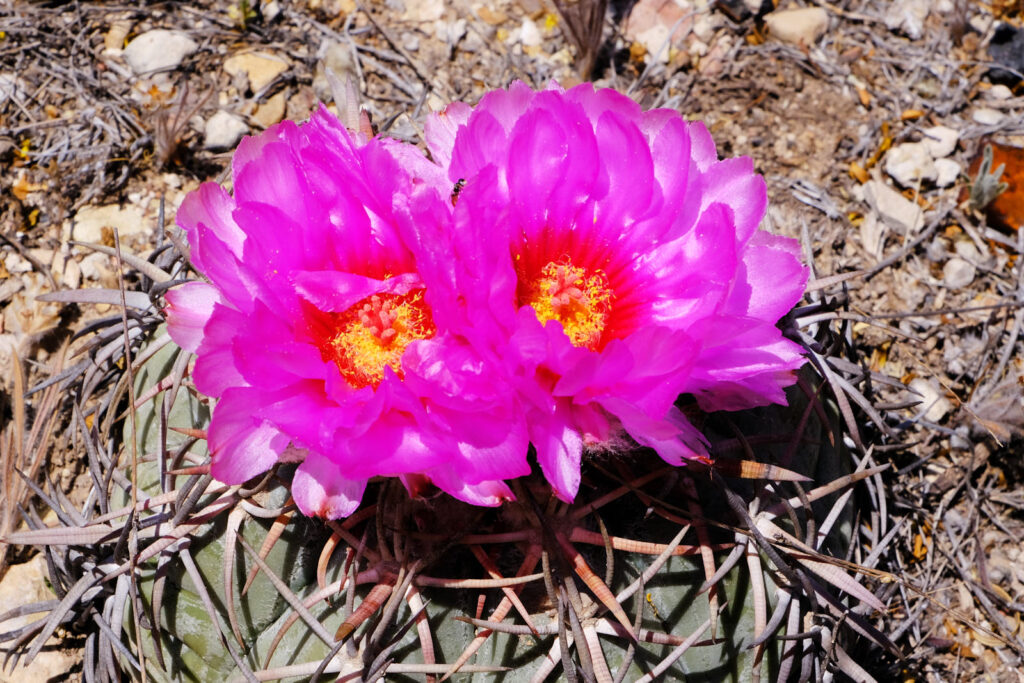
<box><xmin>319</xmin><ymin>290</ymin><xmax>435</xmax><ymax>388</ymax></box>
<box><xmin>523</xmin><ymin>260</ymin><xmax>613</xmax><ymax>350</ymax></box>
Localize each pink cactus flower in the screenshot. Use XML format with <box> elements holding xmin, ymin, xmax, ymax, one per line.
<box><xmin>165</xmin><ymin>106</ymin><xmax>529</xmax><ymax>519</ymax></box>
<box><xmin>426</xmin><ymin>82</ymin><xmax>808</xmax><ymax>501</ymax></box>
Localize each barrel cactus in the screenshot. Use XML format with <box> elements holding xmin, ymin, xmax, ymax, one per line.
<box><xmin>1</xmin><ymin>82</ymin><xmax>896</xmax><ymax>682</ymax></box>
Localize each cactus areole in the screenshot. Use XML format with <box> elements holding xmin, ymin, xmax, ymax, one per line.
<box><xmin>164</xmin><ymin>81</ymin><xmax>808</xmax><ymax>519</ymax></box>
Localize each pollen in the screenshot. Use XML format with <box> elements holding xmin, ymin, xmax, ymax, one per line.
<box><xmin>319</xmin><ymin>290</ymin><xmax>435</xmax><ymax>388</ymax></box>
<box><xmin>523</xmin><ymin>260</ymin><xmax>613</xmax><ymax>350</ymax></box>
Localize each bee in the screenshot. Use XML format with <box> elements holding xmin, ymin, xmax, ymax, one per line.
<box><xmin>450</xmin><ymin>178</ymin><xmax>466</xmax><ymax>206</ymax></box>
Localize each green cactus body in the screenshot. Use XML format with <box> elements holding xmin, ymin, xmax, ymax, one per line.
<box><xmin>123</xmin><ymin>332</ymin><xmax>851</xmax><ymax>682</ymax></box>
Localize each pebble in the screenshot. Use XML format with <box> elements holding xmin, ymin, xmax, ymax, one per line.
<box><xmin>935</xmin><ymin>158</ymin><xmax>961</xmax><ymax>187</ymax></box>
<box><xmin>0</xmin><ymin>557</ymin><xmax>81</xmax><ymax>681</ymax></box>
<box><xmin>403</xmin><ymin>0</ymin><xmax>444</xmax><ymax>22</ymax></box>
<box><xmin>764</xmin><ymin>7</ymin><xmax>829</xmax><ymax>46</ymax></box>
<box><xmin>204</xmin><ymin>110</ymin><xmax>249</xmax><ymax>150</ymax></box>
<box><xmin>70</xmin><ymin>203</ymin><xmax>147</xmax><ymax>243</ymax></box>
<box><xmin>253</xmin><ymin>91</ymin><xmax>286</xmax><ymax>128</ymax></box>
<box><xmin>921</xmin><ymin>125</ymin><xmax>959</xmax><ymax>158</ymax></box>
<box><xmin>885</xmin><ymin>0</ymin><xmax>929</xmax><ymax>40</ymax></box>
<box><xmin>973</xmin><ymin>108</ymin><xmax>1006</xmax><ymax>126</ymax></box>
<box><xmin>79</xmin><ymin>253</ymin><xmax>112</xmax><ymax>281</ymax></box>
<box><xmin>224</xmin><ymin>51</ymin><xmax>289</xmax><ymax>93</ymax></box>
<box><xmin>909</xmin><ymin>377</ymin><xmax>953</xmax><ymax>422</ymax></box>
<box><xmin>859</xmin><ymin>211</ymin><xmax>884</xmax><ymax>258</ymax></box>
<box><xmin>123</xmin><ymin>29</ymin><xmax>198</xmax><ymax>75</ymax></box>
<box><xmin>864</xmin><ymin>179</ymin><xmax>922</xmax><ymax>233</ymax></box>
<box><xmin>885</xmin><ymin>142</ymin><xmax>937</xmax><ymax>187</ymax></box>
<box><xmin>103</xmin><ymin>19</ymin><xmax>132</xmax><ymax>54</ymax></box>
<box><xmin>519</xmin><ymin>18</ymin><xmax>543</xmax><ymax>47</ymax></box>
<box><xmin>988</xmin><ymin>84</ymin><xmax>1014</xmax><ymax>100</ymax></box>
<box><xmin>943</xmin><ymin>257</ymin><xmax>976</xmax><ymax>288</ymax></box>
<box><xmin>0</xmin><ymin>73</ymin><xmax>26</xmax><ymax>105</ymax></box>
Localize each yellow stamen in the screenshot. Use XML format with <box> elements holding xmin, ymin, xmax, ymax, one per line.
<box><xmin>319</xmin><ymin>290</ymin><xmax>434</xmax><ymax>388</ymax></box>
<box><xmin>523</xmin><ymin>260</ymin><xmax>613</xmax><ymax>350</ymax></box>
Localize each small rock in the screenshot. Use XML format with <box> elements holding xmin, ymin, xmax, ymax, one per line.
<box><xmin>921</xmin><ymin>125</ymin><xmax>959</xmax><ymax>158</ymax></box>
<box><xmin>885</xmin><ymin>142</ymin><xmax>937</xmax><ymax>187</ymax></box>
<box><xmin>287</xmin><ymin>88</ymin><xmax>317</xmax><ymax>121</ymax></box>
<box><xmin>859</xmin><ymin>211</ymin><xmax>884</xmax><ymax>258</ymax></box>
<box><xmin>519</xmin><ymin>18</ymin><xmax>543</xmax><ymax>47</ymax></box>
<box><xmin>204</xmin><ymin>110</ymin><xmax>249</xmax><ymax>150</ymax></box>
<box><xmin>0</xmin><ymin>556</ymin><xmax>81</xmax><ymax>682</ymax></box>
<box><xmin>70</xmin><ymin>204</ymin><xmax>147</xmax><ymax>243</ymax></box>
<box><xmin>123</xmin><ymin>29</ymin><xmax>198</xmax><ymax>75</ymax></box>
<box><xmin>973</xmin><ymin>107</ymin><xmax>1006</xmax><ymax>126</ymax></box>
<box><xmin>403</xmin><ymin>0</ymin><xmax>444</xmax><ymax>22</ymax></box>
<box><xmin>224</xmin><ymin>51</ymin><xmax>289</xmax><ymax>93</ymax></box>
<box><xmin>864</xmin><ymin>180</ymin><xmax>922</xmax><ymax>233</ymax></box>
<box><xmin>253</xmin><ymin>92</ymin><xmax>286</xmax><ymax>128</ymax></box>
<box><xmin>909</xmin><ymin>377</ymin><xmax>953</xmax><ymax>422</ymax></box>
<box><xmin>79</xmin><ymin>253</ymin><xmax>112</xmax><ymax>281</ymax></box>
<box><xmin>0</xmin><ymin>73</ymin><xmax>26</xmax><ymax>105</ymax></box>
<box><xmin>764</xmin><ymin>7</ymin><xmax>829</xmax><ymax>46</ymax></box>
<box><xmin>261</xmin><ymin>0</ymin><xmax>282</xmax><ymax>21</ymax></box>
<box><xmin>934</xmin><ymin>158</ymin><xmax>960</xmax><ymax>187</ymax></box>
<box><xmin>988</xmin><ymin>84</ymin><xmax>1014</xmax><ymax>100</ymax></box>
<box><xmin>943</xmin><ymin>257</ymin><xmax>976</xmax><ymax>288</ymax></box>
<box><xmin>884</xmin><ymin>0</ymin><xmax>929</xmax><ymax>40</ymax></box>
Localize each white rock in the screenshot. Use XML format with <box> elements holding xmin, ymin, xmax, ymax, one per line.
<box><xmin>0</xmin><ymin>556</ymin><xmax>80</xmax><ymax>681</ymax></box>
<box><xmin>935</xmin><ymin>158</ymin><xmax>960</xmax><ymax>187</ymax></box>
<box><xmin>224</xmin><ymin>51</ymin><xmax>289</xmax><ymax>93</ymax></box>
<box><xmin>973</xmin><ymin>107</ymin><xmax>1006</xmax><ymax>126</ymax></box>
<box><xmin>943</xmin><ymin>257</ymin><xmax>976</xmax><ymax>288</ymax></box>
<box><xmin>204</xmin><ymin>110</ymin><xmax>249</xmax><ymax>150</ymax></box>
<box><xmin>764</xmin><ymin>8</ymin><xmax>829</xmax><ymax>46</ymax></box>
<box><xmin>921</xmin><ymin>125</ymin><xmax>959</xmax><ymax>158</ymax></box>
<box><xmin>403</xmin><ymin>0</ymin><xmax>444</xmax><ymax>22</ymax></box>
<box><xmin>70</xmin><ymin>204</ymin><xmax>147</xmax><ymax>243</ymax></box>
<box><xmin>988</xmin><ymin>84</ymin><xmax>1014</xmax><ymax>100</ymax></box>
<box><xmin>123</xmin><ymin>30</ymin><xmax>198</xmax><ymax>74</ymax></box>
<box><xmin>859</xmin><ymin>211</ymin><xmax>885</xmax><ymax>258</ymax></box>
<box><xmin>909</xmin><ymin>378</ymin><xmax>953</xmax><ymax>422</ymax></box>
<box><xmin>954</xmin><ymin>239</ymin><xmax>981</xmax><ymax>262</ymax></box>
<box><xmin>79</xmin><ymin>252</ymin><xmax>112</xmax><ymax>281</ymax></box>
<box><xmin>885</xmin><ymin>141</ymin><xmax>937</xmax><ymax>187</ymax></box>
<box><xmin>864</xmin><ymin>180</ymin><xmax>922</xmax><ymax>233</ymax></box>
<box><xmin>520</xmin><ymin>18</ymin><xmax>543</xmax><ymax>47</ymax></box>
<box><xmin>885</xmin><ymin>0</ymin><xmax>929</xmax><ymax>40</ymax></box>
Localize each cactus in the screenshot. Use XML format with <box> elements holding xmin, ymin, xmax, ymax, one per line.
<box><xmin>0</xmin><ymin>242</ymin><xmax>894</xmax><ymax>683</ymax></box>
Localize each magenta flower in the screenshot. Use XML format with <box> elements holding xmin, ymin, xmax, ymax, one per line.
<box><xmin>165</xmin><ymin>106</ymin><xmax>529</xmax><ymax>518</ymax></box>
<box><xmin>426</xmin><ymin>82</ymin><xmax>807</xmax><ymax>501</ymax></box>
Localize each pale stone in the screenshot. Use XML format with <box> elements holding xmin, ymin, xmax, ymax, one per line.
<box><xmin>943</xmin><ymin>257</ymin><xmax>976</xmax><ymax>288</ymax></box>
<box><xmin>224</xmin><ymin>51</ymin><xmax>289</xmax><ymax>93</ymax></box>
<box><xmin>123</xmin><ymin>29</ymin><xmax>198</xmax><ymax>74</ymax></box>
<box><xmin>403</xmin><ymin>0</ymin><xmax>444</xmax><ymax>22</ymax></box>
<box><xmin>973</xmin><ymin>108</ymin><xmax>1006</xmax><ymax>126</ymax></box>
<box><xmin>764</xmin><ymin>8</ymin><xmax>829</xmax><ymax>46</ymax></box>
<box><xmin>864</xmin><ymin>180</ymin><xmax>922</xmax><ymax>233</ymax></box>
<box><xmin>0</xmin><ymin>556</ymin><xmax>81</xmax><ymax>683</ymax></box>
<box><xmin>909</xmin><ymin>377</ymin><xmax>953</xmax><ymax>422</ymax></box>
<box><xmin>921</xmin><ymin>125</ymin><xmax>959</xmax><ymax>158</ymax></box>
<box><xmin>988</xmin><ymin>84</ymin><xmax>1013</xmax><ymax>100</ymax></box>
<box><xmin>519</xmin><ymin>18</ymin><xmax>543</xmax><ymax>47</ymax></box>
<box><xmin>859</xmin><ymin>212</ymin><xmax>884</xmax><ymax>258</ymax></box>
<box><xmin>204</xmin><ymin>110</ymin><xmax>249</xmax><ymax>150</ymax></box>
<box><xmin>885</xmin><ymin>141</ymin><xmax>937</xmax><ymax>187</ymax></box>
<box><xmin>885</xmin><ymin>0</ymin><xmax>929</xmax><ymax>39</ymax></box>
<box><xmin>934</xmin><ymin>158</ymin><xmax>960</xmax><ymax>187</ymax></box>
<box><xmin>253</xmin><ymin>91</ymin><xmax>286</xmax><ymax>128</ymax></box>
<box><xmin>70</xmin><ymin>203</ymin><xmax>147</xmax><ymax>243</ymax></box>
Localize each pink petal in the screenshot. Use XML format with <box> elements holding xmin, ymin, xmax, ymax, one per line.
<box><xmin>164</xmin><ymin>282</ymin><xmax>220</xmax><ymax>353</ymax></box>
<box><xmin>208</xmin><ymin>388</ymin><xmax>290</xmax><ymax>484</ymax></box>
<box><xmin>292</xmin><ymin>450</ymin><xmax>367</xmax><ymax>519</ymax></box>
